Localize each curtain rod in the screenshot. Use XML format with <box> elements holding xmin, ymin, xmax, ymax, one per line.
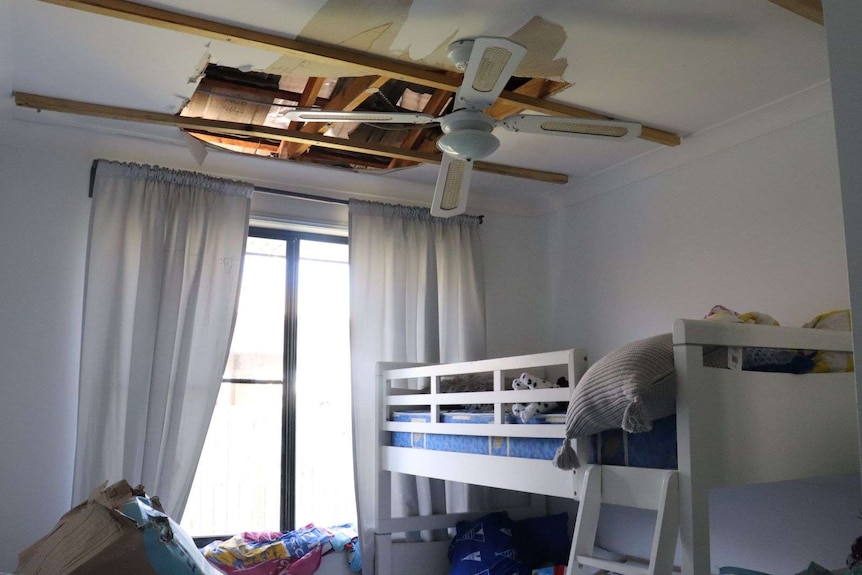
<box><xmin>253</xmin><ymin>185</ymin><xmax>349</xmax><ymax>206</ymax></box>
<box><xmin>87</xmin><ymin>160</ymin><xmax>347</xmax><ymax>205</ymax></box>
<box><xmin>254</xmin><ymin>188</ymin><xmax>483</xmax><ymax>223</ymax></box>
<box><xmin>87</xmin><ymin>161</ymin><xmax>480</xmax><ymax>221</ymax></box>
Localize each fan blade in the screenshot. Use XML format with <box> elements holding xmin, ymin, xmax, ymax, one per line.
<box><xmin>455</xmin><ymin>37</ymin><xmax>527</xmax><ymax>112</ymax></box>
<box><xmin>281</xmin><ymin>109</ymin><xmax>437</xmax><ymax>124</ymax></box>
<box><xmin>431</xmin><ymin>155</ymin><xmax>473</xmax><ymax>217</ymax></box>
<box><xmin>500</xmin><ymin>115</ymin><xmax>642</xmax><ymax>141</ymax></box>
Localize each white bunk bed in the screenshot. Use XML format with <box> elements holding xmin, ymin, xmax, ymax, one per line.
<box><xmin>374</xmin><ymin>319</ymin><xmax>859</xmax><ymax>575</ymax></box>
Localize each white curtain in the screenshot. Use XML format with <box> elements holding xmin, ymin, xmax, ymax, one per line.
<box><xmin>348</xmin><ymin>200</ymin><xmax>487</xmax><ymax>574</ymax></box>
<box><xmin>72</xmin><ymin>160</ymin><xmax>253</xmax><ymax>517</ymax></box>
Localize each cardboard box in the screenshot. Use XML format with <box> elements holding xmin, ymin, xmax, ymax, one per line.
<box><xmin>17</xmin><ymin>480</ymin><xmax>222</xmax><ymax>575</ymax></box>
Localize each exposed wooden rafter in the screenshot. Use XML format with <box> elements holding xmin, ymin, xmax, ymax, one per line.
<box><xmin>34</xmin><ymin>0</ymin><xmax>681</xmax><ymax>147</ymax></box>
<box><xmin>194</xmin><ymin>78</ymin><xmax>320</xmax><ymax>108</ymax></box>
<box><xmin>484</xmin><ymin>78</ymin><xmax>567</xmax><ymax>120</ymax></box>
<box><xmin>285</xmin><ymin>75</ymin><xmax>389</xmax><ymax>159</ymax></box>
<box><xmin>187</xmin><ymin>131</ymin><xmax>280</xmax><ymax>154</ymax></box>
<box><xmin>387</xmin><ymin>87</ymin><xmax>452</xmax><ymax>170</ymax></box>
<box><xmin>14</xmin><ymin>92</ymin><xmax>568</xmax><ymax>184</ymax></box>
<box><xmin>766</xmin><ymin>0</ymin><xmax>823</xmax><ymax>25</ymax></box>
<box><xmin>279</xmin><ymin>76</ymin><xmax>327</xmax><ymax>158</ymax></box>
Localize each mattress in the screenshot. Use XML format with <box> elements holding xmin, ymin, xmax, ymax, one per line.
<box><xmin>390</xmin><ymin>410</ymin><xmax>562</xmax><ymax>460</ymax></box>
<box><xmin>589</xmin><ymin>414</ymin><xmax>678</xmax><ymax>469</ymax></box>
<box><xmin>390</xmin><ymin>410</ymin><xmax>678</xmax><ymax>468</ymax></box>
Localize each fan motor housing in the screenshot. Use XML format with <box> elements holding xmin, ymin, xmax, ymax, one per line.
<box><xmin>436</xmin><ymin>110</ymin><xmax>500</xmax><ymax>160</ymax></box>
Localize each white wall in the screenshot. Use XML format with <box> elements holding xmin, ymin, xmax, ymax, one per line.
<box><xmin>0</xmin><ymin>1</ymin><xmax>11</xmax><ymax>98</ymax></box>
<box><xmin>481</xmin><ymin>213</ymin><xmax>553</xmax><ymax>358</ymax></box>
<box><xmin>548</xmin><ymin>109</ymin><xmax>849</xmax><ymax>359</ymax></box>
<box><xmin>544</xmin><ymin>95</ymin><xmax>857</xmax><ymax>571</ymax></box>
<box><xmin>0</xmin><ymin>141</ymin><xmax>92</xmax><ymax>571</ymax></box>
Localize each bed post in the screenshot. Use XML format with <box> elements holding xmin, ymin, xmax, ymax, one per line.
<box><xmin>376</xmin><ymin>361</ymin><xmax>392</xmax><ymax>575</ymax></box>
<box><xmin>673</xmin><ymin>320</ymin><xmax>712</xmax><ymax>575</ymax></box>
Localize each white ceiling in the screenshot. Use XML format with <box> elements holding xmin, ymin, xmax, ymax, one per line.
<box><xmin>0</xmin><ymin>0</ymin><xmax>831</xmax><ymax>216</ymax></box>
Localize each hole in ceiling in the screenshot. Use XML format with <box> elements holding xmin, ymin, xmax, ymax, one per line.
<box><xmin>180</xmin><ymin>64</ymin><xmax>569</xmax><ymax>173</ymax></box>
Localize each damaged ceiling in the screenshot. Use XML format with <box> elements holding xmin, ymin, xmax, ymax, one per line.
<box><xmin>179</xmin><ymin>63</ymin><xmax>573</xmax><ymax>178</ymax></box>
<box><xmin>0</xmin><ymin>0</ymin><xmax>830</xmax><ymax>215</ymax></box>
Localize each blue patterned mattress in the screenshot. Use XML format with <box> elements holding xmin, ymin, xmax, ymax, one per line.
<box><xmin>390</xmin><ymin>411</ymin><xmax>561</xmax><ymax>460</ymax></box>
<box><xmin>589</xmin><ymin>414</ymin><xmax>678</xmax><ymax>469</ymax></box>
<box><xmin>391</xmin><ymin>410</ymin><xmax>678</xmax><ymax>468</ymax></box>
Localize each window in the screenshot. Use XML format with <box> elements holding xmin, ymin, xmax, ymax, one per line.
<box><xmin>182</xmin><ymin>228</ymin><xmax>354</xmax><ymax>536</ymax></box>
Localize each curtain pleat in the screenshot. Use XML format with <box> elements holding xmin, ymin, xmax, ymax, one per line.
<box><xmin>72</xmin><ymin>160</ymin><xmax>252</xmax><ymax>518</ymax></box>
<box><xmin>347</xmin><ymin>200</ymin><xmax>487</xmax><ymax>574</ymax></box>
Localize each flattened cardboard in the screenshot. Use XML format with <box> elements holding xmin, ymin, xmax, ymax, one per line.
<box><xmin>16</xmin><ymin>481</ymin><xmax>221</xmax><ymax>575</ymax></box>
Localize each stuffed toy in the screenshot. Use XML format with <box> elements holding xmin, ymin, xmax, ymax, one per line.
<box><xmin>511</xmin><ymin>372</ymin><xmax>567</xmax><ymax>423</ymax></box>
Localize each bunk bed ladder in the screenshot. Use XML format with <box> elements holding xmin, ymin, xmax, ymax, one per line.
<box><xmin>567</xmin><ymin>465</ymin><xmax>680</xmax><ymax>575</ymax></box>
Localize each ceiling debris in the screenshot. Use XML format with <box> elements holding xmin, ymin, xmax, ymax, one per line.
<box><xmin>182</xmin><ymin>0</ymin><xmax>576</xmax><ymax>173</ymax></box>
<box><xmin>15</xmin><ymin>0</ymin><xmax>683</xmax><ymax>186</ymax></box>
<box><xmin>264</xmin><ymin>0</ymin><xmax>569</xmax><ymax>81</ymax></box>
<box><xmin>25</xmin><ymin>0</ymin><xmax>680</xmax><ymax>148</ymax></box>
<box><xmin>182</xmin><ymin>61</ymin><xmax>571</xmax><ymax>173</ymax></box>
<box><xmin>510</xmin><ymin>17</ymin><xmax>569</xmax><ymax>80</ymax></box>
<box><xmin>188</xmin><ymin>45</ymin><xmax>214</xmax><ymax>85</ymax></box>
<box><xmin>265</xmin><ymin>0</ymin><xmax>415</xmax><ymax>78</ymax></box>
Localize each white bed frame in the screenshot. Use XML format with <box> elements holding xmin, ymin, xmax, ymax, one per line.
<box><xmin>374</xmin><ymin>319</ymin><xmax>859</xmax><ymax>575</ymax></box>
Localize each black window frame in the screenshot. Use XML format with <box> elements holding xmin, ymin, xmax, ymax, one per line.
<box><xmin>195</xmin><ymin>226</ymin><xmax>348</xmax><ymax>545</ymax></box>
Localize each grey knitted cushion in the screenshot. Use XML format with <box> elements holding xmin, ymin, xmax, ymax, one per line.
<box><xmin>565</xmin><ymin>333</ymin><xmax>676</xmax><ymax>438</ymax></box>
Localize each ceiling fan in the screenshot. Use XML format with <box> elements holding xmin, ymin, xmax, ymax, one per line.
<box><xmin>283</xmin><ymin>37</ymin><xmax>642</xmax><ymax>217</ymax></box>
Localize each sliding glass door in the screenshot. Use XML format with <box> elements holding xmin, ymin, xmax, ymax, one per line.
<box><xmin>182</xmin><ymin>228</ymin><xmax>354</xmax><ymax>536</ymax></box>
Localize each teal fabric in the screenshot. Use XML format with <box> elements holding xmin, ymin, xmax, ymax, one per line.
<box><xmin>119</xmin><ymin>497</ymin><xmax>216</xmax><ymax>575</ymax></box>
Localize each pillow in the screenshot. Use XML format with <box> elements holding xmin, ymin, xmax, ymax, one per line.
<box><xmin>448</xmin><ymin>512</ymin><xmax>528</xmax><ymax>575</ymax></box>
<box><xmin>512</xmin><ymin>512</ymin><xmax>569</xmax><ymax>569</ymax></box>
<box><xmin>564</xmin><ymin>333</ymin><xmax>676</xmax><ymax>438</ymax></box>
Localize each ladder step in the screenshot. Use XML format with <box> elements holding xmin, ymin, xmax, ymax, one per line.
<box><xmin>569</xmin><ymin>466</ymin><xmax>679</xmax><ymax>575</ymax></box>
<box><xmin>576</xmin><ymin>555</ymin><xmax>648</xmax><ymax>575</ymax></box>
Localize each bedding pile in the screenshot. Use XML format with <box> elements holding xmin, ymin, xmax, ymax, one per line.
<box><xmin>439</xmin><ymin>373</ymin><xmax>494</xmax><ymax>411</ymax></box>
<box><xmin>704</xmin><ymin>305</ymin><xmax>813</xmax><ymax>373</ymax></box>
<box><xmin>202</xmin><ymin>524</ymin><xmax>359</xmax><ymax>575</ymax></box>
<box><xmin>448</xmin><ymin>511</ymin><xmax>569</xmax><ymax>575</ymax></box>
<box><xmin>552</xmin><ymin>307</ymin><xmax>853</xmax><ymax>470</ymax></box>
